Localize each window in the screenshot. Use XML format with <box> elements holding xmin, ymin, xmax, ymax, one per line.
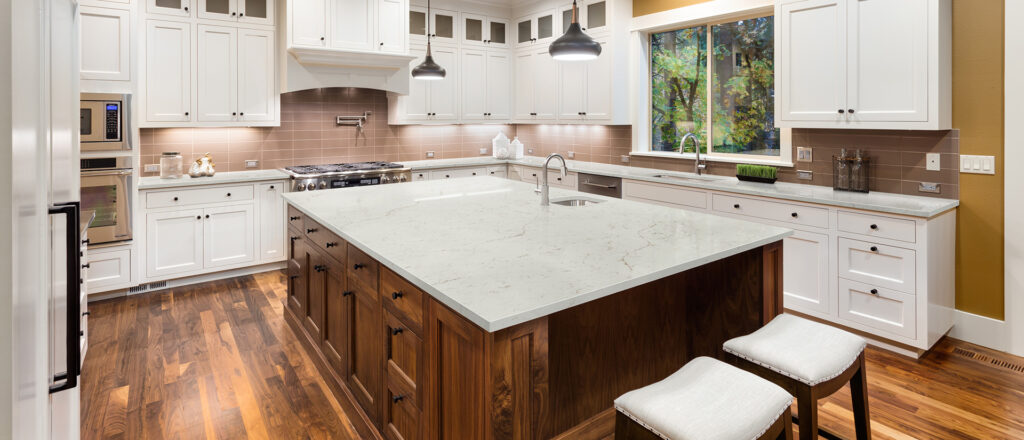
<box><xmin>650</xmin><ymin>15</ymin><xmax>783</xmax><ymax>161</ymax></box>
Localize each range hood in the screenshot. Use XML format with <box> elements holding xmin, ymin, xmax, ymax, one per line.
<box><xmin>283</xmin><ymin>47</ymin><xmax>417</xmax><ymax>95</ymax></box>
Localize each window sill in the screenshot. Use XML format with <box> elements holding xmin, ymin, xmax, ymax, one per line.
<box><xmin>630</xmin><ymin>151</ymin><xmax>795</xmax><ymax>168</ymax></box>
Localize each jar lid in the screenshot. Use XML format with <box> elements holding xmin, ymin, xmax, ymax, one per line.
<box><xmin>162</xmin><ymin>152</ymin><xmax>180</xmax><ymax>156</ymax></box>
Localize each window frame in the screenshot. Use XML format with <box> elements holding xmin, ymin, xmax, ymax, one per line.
<box><xmin>630</xmin><ymin>0</ymin><xmax>793</xmax><ymax>167</ymax></box>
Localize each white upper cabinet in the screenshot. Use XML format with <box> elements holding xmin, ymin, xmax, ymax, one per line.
<box><xmin>378</xmin><ymin>0</ymin><xmax>407</xmax><ymax>53</ymax></box>
<box><xmin>428</xmin><ymin>45</ymin><xmax>459</xmax><ymax>119</ymax></box>
<box><xmin>238</xmin><ymin>28</ymin><xmax>277</xmax><ymax>121</ymax></box>
<box><xmin>776</xmin><ymin>0</ymin><xmax>950</xmax><ymax>129</ymax></box>
<box><xmin>80</xmin><ymin>6</ymin><xmax>131</xmax><ymax>82</ymax></box>
<box><xmin>460</xmin><ymin>49</ymin><xmax>510</xmax><ymax>121</ymax></box>
<box><xmin>197</xmin><ymin>25</ymin><xmax>239</xmax><ymax>123</ymax></box>
<box><xmin>557</xmin><ymin>40</ymin><xmax>611</xmax><ymax>121</ymax></box>
<box><xmin>515</xmin><ymin>9</ymin><xmax>557</xmax><ymax>47</ymax></box>
<box><xmin>390</xmin><ymin>45</ymin><xmax>457</xmax><ymax>122</ymax></box>
<box><xmin>291</xmin><ymin>0</ymin><xmax>327</xmax><ymax>46</ymax></box>
<box><xmin>428</xmin><ymin>8</ymin><xmax>458</xmax><ymax>45</ymax></box>
<box><xmin>330</xmin><ymin>0</ymin><xmax>375</xmax><ymax>51</ymax></box>
<box><xmin>148</xmin><ymin>0</ymin><xmax>192</xmax><ymax>17</ymax></box>
<box><xmin>289</xmin><ymin>0</ymin><xmax>409</xmax><ymax>61</ymax></box>
<box><xmin>145</xmin><ymin>20</ymin><xmax>191</xmax><ymax>122</ymax></box>
<box><xmin>513</xmin><ymin>47</ymin><xmax>557</xmax><ymax>121</ymax></box>
<box><xmin>559</xmin><ymin>0</ymin><xmax>607</xmax><ymax>35</ymax></box>
<box><xmin>461</xmin><ymin>13</ymin><xmax>508</xmax><ymax>48</ymax></box>
<box><xmin>198</xmin><ymin>0</ymin><xmax>275</xmax><ymax>26</ymax></box>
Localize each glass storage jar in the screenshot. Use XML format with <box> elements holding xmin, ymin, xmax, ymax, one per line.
<box><xmin>160</xmin><ymin>152</ymin><xmax>184</xmax><ymax>179</ymax></box>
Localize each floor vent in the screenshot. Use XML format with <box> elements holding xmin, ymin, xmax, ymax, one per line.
<box><xmin>953</xmin><ymin>347</ymin><xmax>1024</xmax><ymax>374</ymax></box>
<box><xmin>128</xmin><ymin>281</ymin><xmax>167</xmax><ymax>294</ymax></box>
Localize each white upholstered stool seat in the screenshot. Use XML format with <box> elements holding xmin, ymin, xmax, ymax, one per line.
<box><xmin>614</xmin><ymin>357</ymin><xmax>793</xmax><ymax>440</ymax></box>
<box><xmin>723</xmin><ymin>314</ymin><xmax>866</xmax><ymax>386</ymax></box>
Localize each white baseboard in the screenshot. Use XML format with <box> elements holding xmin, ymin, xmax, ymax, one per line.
<box><xmin>88</xmin><ymin>261</ymin><xmax>287</xmax><ymax>302</ymax></box>
<box><xmin>948</xmin><ymin>310</ymin><xmax>1009</xmax><ymax>352</ymax></box>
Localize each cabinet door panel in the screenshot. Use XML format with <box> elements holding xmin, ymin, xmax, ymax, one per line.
<box><xmin>146</xmin><ymin>209</ymin><xmax>204</xmax><ymax>278</ymax></box>
<box><xmin>291</xmin><ymin>0</ymin><xmax>326</xmax><ymax>47</ymax></box>
<box><xmin>584</xmin><ymin>40</ymin><xmax>612</xmax><ymax>120</ymax></box>
<box><xmin>288</xmin><ymin>239</ymin><xmax>312</xmax><ymax>322</ymax></box>
<box><xmin>349</xmin><ymin>276</ymin><xmax>383</xmax><ymax>424</ymax></box>
<box><xmin>485</xmin><ymin>52</ymin><xmax>511</xmax><ymax>119</ymax></box>
<box><xmin>80</xmin><ymin>6</ymin><xmax>130</xmax><ymax>81</ymax></box>
<box><xmin>257</xmin><ymin>183</ymin><xmax>285</xmax><ymax>262</ymax></box>
<box><xmin>460</xmin><ymin>50</ymin><xmax>487</xmax><ymax>120</ymax></box>
<box><xmin>197</xmin><ymin>25</ymin><xmax>238</xmax><ymax>123</ymax></box>
<box><xmin>426</xmin><ymin>301</ymin><xmax>485</xmax><ymax>439</ymax></box>
<box><xmin>331</xmin><ymin>0</ymin><xmax>375</xmax><ymax>51</ymax></box>
<box><xmin>203</xmin><ymin>204</ymin><xmax>255</xmax><ymax>268</ymax></box>
<box><xmin>558</xmin><ymin>61</ymin><xmax>586</xmax><ymax>119</ymax></box>
<box><xmin>149</xmin><ymin>0</ymin><xmax>192</xmax><ymax>17</ymax></box>
<box><xmin>777</xmin><ymin>0</ymin><xmax>846</xmax><ymax>122</ymax></box>
<box><xmin>847</xmin><ymin>0</ymin><xmax>928</xmax><ymax>122</ymax></box>
<box><xmin>239</xmin><ymin>0</ymin><xmax>274</xmax><ymax>25</ymax></box>
<box><xmin>428</xmin><ymin>46</ymin><xmax>459</xmax><ymax>120</ymax></box>
<box><xmin>403</xmin><ymin>47</ymin><xmax>431</xmax><ymax>120</ymax></box>
<box><xmin>305</xmin><ymin>251</ymin><xmax>326</xmax><ymax>341</ymax></box>
<box><xmin>238</xmin><ymin>28</ymin><xmax>276</xmax><ymax>122</ymax></box>
<box><xmin>513</xmin><ymin>50</ymin><xmax>535</xmax><ymax>119</ymax></box>
<box><xmin>782</xmin><ymin>230</ymin><xmax>830</xmax><ymax>315</ymax></box>
<box><xmin>145</xmin><ymin>20</ymin><xmax>191</xmax><ymax>122</ymax></box>
<box><xmin>198</xmin><ymin>0</ymin><xmax>236</xmax><ymax>22</ymax></box>
<box><xmin>378</xmin><ymin>0</ymin><xmax>406</xmax><ymax>53</ymax></box>
<box><xmin>322</xmin><ymin>267</ymin><xmax>351</xmax><ymax>379</ymax></box>
<box><xmin>533</xmin><ymin>49</ymin><xmax>559</xmax><ymax>119</ymax></box>
<box><xmin>430</xmin><ymin>10</ymin><xmax>457</xmax><ymax>45</ymax></box>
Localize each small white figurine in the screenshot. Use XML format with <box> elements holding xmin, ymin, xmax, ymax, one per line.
<box><xmin>188</xmin><ymin>153</ymin><xmax>216</xmax><ymax>177</ymax></box>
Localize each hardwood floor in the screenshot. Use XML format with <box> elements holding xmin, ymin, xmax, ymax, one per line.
<box><xmin>82</xmin><ymin>271</ymin><xmax>1024</xmax><ymax>439</ymax></box>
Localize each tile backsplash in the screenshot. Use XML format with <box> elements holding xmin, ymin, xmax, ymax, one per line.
<box><xmin>141</xmin><ymin>88</ymin><xmax>959</xmax><ymax>199</ymax></box>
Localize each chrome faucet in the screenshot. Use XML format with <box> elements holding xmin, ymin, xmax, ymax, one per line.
<box><xmin>540</xmin><ymin>153</ymin><xmax>568</xmax><ymax>206</ymax></box>
<box><xmin>680</xmin><ymin>132</ymin><xmax>706</xmax><ymax>175</ymax></box>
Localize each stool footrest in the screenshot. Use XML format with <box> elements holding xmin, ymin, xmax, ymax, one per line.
<box><xmin>791</xmin><ymin>415</ymin><xmax>846</xmax><ymax>440</ymax></box>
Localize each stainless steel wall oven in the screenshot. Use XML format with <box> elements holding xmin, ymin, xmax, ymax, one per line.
<box><xmin>80</xmin><ymin>157</ymin><xmax>133</xmax><ymax>245</ymax></box>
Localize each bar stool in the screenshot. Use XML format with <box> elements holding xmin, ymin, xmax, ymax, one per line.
<box><xmin>614</xmin><ymin>357</ymin><xmax>794</xmax><ymax>440</ymax></box>
<box><xmin>723</xmin><ymin>314</ymin><xmax>871</xmax><ymax>440</ymax></box>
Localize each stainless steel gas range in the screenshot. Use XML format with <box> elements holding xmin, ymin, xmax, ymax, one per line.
<box><xmin>283</xmin><ymin>161</ymin><xmax>412</xmax><ymax>191</ymax></box>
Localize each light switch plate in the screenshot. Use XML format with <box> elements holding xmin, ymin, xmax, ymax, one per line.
<box><xmin>144</xmin><ymin>164</ymin><xmax>159</xmax><ymax>173</ymax></box>
<box><xmin>620</xmin><ymin>155</ymin><xmax>630</xmax><ymax>163</ymax></box>
<box><xmin>796</xmin><ymin>170</ymin><xmax>813</xmax><ymax>180</ymax></box>
<box><xmin>919</xmin><ymin>182</ymin><xmax>941</xmax><ymax>193</ymax></box>
<box><xmin>959</xmin><ymin>154</ymin><xmax>996</xmax><ymax>175</ymax></box>
<box><xmin>245</xmin><ymin>159</ymin><xmax>259</xmax><ymax>168</ymax></box>
<box><xmin>797</xmin><ymin>147</ymin><xmax>813</xmax><ymax>162</ymax></box>
<box><xmin>925</xmin><ymin>153</ymin><xmax>940</xmax><ymax>171</ymax></box>
<box><xmin>426</xmin><ymin>151</ymin><xmax>435</xmax><ymax>158</ymax></box>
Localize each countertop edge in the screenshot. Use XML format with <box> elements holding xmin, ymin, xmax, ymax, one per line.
<box><xmin>283</xmin><ymin>194</ymin><xmax>792</xmax><ymax>332</ymax></box>
<box><xmin>139</xmin><ymin>170</ymin><xmax>290</xmax><ymax>190</ymax></box>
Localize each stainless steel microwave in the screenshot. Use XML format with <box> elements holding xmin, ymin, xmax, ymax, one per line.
<box><xmin>80</xmin><ymin>93</ymin><xmax>130</xmax><ymax>151</ymax></box>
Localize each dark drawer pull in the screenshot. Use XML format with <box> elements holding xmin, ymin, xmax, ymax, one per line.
<box><xmin>392</xmin><ymin>291</ymin><xmax>403</xmax><ymax>300</ymax></box>
<box><xmin>733</xmin><ymin>204</ymin><xmax>740</xmax><ymax>209</ymax></box>
<box><xmin>326</xmin><ymin>242</ymin><xmax>338</xmax><ymax>248</ymax></box>
<box><xmin>870</xmin><ymin>224</ymin><xmax>878</xmax><ymax>230</ymax></box>
<box><xmin>82</xmin><ymin>263</ymin><xmax>90</xmax><ymax>269</ymax></box>
<box><xmin>306</xmin><ymin>228</ymin><xmax>318</xmax><ymax>233</ymax></box>
<box><xmin>791</xmin><ymin>212</ymin><xmax>798</xmax><ymax>218</ymax></box>
<box><xmin>289</xmin><ymin>274</ymin><xmax>299</xmax><ymax>280</ymax></box>
<box><xmin>870</xmin><ymin>289</ymin><xmax>879</xmax><ymax>295</ymax></box>
<box><xmin>226</xmin><ymin>193</ymin><xmax>232</xmax><ymax>197</ymax></box>
<box><xmin>290</xmin><ymin>216</ymin><xmax>300</xmax><ymax>221</ymax></box>
<box><xmin>290</xmin><ymin>236</ymin><xmax>300</xmax><ymax>242</ymax></box>
<box><xmin>392</xmin><ymin>395</ymin><xmax>405</xmax><ymax>403</ymax></box>
<box><xmin>314</xmin><ymin>265</ymin><xmax>326</xmax><ymax>272</ymax></box>
<box><xmin>870</xmin><ymin>246</ymin><xmax>879</xmax><ymax>252</ymax></box>
<box><xmin>342</xmin><ymin>290</ymin><xmax>353</xmax><ymax>297</ymax></box>
<box><xmin>353</xmin><ymin>263</ymin><xmax>365</xmax><ymax>270</ymax></box>
<box><xmin>391</xmin><ymin>327</ymin><xmax>404</xmax><ymax>336</ymax></box>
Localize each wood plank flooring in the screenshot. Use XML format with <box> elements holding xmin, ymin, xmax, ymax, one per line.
<box><xmin>82</xmin><ymin>271</ymin><xmax>1024</xmax><ymax>439</ymax></box>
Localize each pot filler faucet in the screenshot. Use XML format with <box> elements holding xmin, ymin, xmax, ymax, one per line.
<box><xmin>539</xmin><ymin>153</ymin><xmax>568</xmax><ymax>206</ymax></box>
<box><xmin>680</xmin><ymin>132</ymin><xmax>706</xmax><ymax>175</ymax></box>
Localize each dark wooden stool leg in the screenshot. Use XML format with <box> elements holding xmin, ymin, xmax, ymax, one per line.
<box><xmin>850</xmin><ymin>353</ymin><xmax>872</xmax><ymax>440</ymax></box>
<box><xmin>796</xmin><ymin>385</ymin><xmax>817</xmax><ymax>440</ymax></box>
<box><xmin>776</xmin><ymin>407</ymin><xmax>794</xmax><ymax>440</ymax></box>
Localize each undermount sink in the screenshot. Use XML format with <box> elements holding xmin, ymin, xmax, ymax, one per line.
<box><xmin>651</xmin><ymin>174</ymin><xmax>721</xmax><ymax>182</ymax></box>
<box><xmin>551</xmin><ymin>197</ymin><xmax>602</xmax><ymax>207</ymax></box>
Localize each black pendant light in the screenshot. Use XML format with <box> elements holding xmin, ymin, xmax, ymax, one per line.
<box><xmin>549</xmin><ymin>0</ymin><xmax>601</xmax><ymax>61</ymax></box>
<box><xmin>412</xmin><ymin>0</ymin><xmax>446</xmax><ymax>80</ymax></box>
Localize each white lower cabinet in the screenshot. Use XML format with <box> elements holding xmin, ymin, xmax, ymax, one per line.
<box><xmin>838</xmin><ymin>278</ymin><xmax>916</xmax><ymax>340</ymax></box>
<box><xmin>430</xmin><ymin>167</ymin><xmax>487</xmax><ymax>179</ymax></box>
<box><xmin>142</xmin><ymin>180</ymin><xmax>287</xmax><ymax>282</ymax></box>
<box><xmin>84</xmin><ymin>247</ymin><xmax>133</xmax><ymax>292</ymax></box>
<box><xmin>783</xmin><ymin>230</ymin><xmax>830</xmax><ymax>315</ymax></box>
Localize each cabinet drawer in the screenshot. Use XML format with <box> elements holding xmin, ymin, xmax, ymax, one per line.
<box><xmin>712</xmin><ymin>193</ymin><xmax>828</xmax><ymax>229</ymax></box>
<box><xmin>430</xmin><ymin>167</ymin><xmax>486</xmax><ymax>179</ymax></box>
<box><xmin>837</xmin><ymin>210</ymin><xmax>916</xmax><ymax>243</ymax></box>
<box><xmin>385</xmin><ymin>310</ymin><xmax>422</xmax><ymax>403</ymax></box>
<box><xmin>145</xmin><ymin>184</ymin><xmax>254</xmax><ymax>208</ymax></box>
<box><xmin>838</xmin><ymin>278</ymin><xmax>916</xmax><ymax>340</ymax></box>
<box><xmin>384</xmin><ymin>383</ymin><xmax>421</xmax><ymax>440</ymax></box>
<box><xmin>382</xmin><ymin>267</ymin><xmax>425</xmax><ymax>334</ymax></box>
<box><xmin>838</xmin><ymin>238</ymin><xmax>916</xmax><ymax>294</ymax></box>
<box><xmin>302</xmin><ymin>217</ymin><xmax>346</xmax><ymax>263</ymax></box>
<box><xmin>85</xmin><ymin>248</ymin><xmax>132</xmax><ymax>292</ymax></box>
<box><xmin>348</xmin><ymin>244</ymin><xmax>379</xmax><ymax>290</ymax></box>
<box><xmin>287</xmin><ymin>204</ymin><xmax>305</xmax><ymax>229</ymax></box>
<box><xmin>412</xmin><ymin>171</ymin><xmax>429</xmax><ymax>181</ymax></box>
<box><xmin>623</xmin><ymin>181</ymin><xmax>708</xmax><ymax>209</ymax></box>
<box><xmin>486</xmin><ymin>166</ymin><xmax>507</xmax><ymax>178</ymax></box>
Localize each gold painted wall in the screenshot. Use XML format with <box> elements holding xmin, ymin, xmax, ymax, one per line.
<box><xmin>632</xmin><ymin>0</ymin><xmax>1007</xmax><ymax>319</ymax></box>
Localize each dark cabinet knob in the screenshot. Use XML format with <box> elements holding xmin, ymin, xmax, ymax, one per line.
<box><xmin>205</xmin><ymin>214</ymin><xmax>210</xmax><ymax>219</ymax></box>
<box><xmin>391</xmin><ymin>328</ymin><xmax>404</xmax><ymax>336</ymax></box>
<box><xmin>185</xmin><ymin>112</ymin><xmax>189</xmax><ymax>116</ymax></box>
<box><xmin>870</xmin><ymin>289</ymin><xmax>879</xmax><ymax>295</ymax></box>
<box><xmin>342</xmin><ymin>290</ymin><xmax>353</xmax><ymax>297</ymax></box>
<box><xmin>232</xmin><ymin>112</ymin><xmax>237</xmax><ymax>116</ymax></box>
<box><xmin>380</xmin><ymin>42</ymin><xmax>384</xmax><ymax>46</ymax></box>
<box><xmin>315</xmin><ymin>265</ymin><xmax>326</xmax><ymax>272</ymax></box>
<box><xmin>196</xmin><ymin>216</ymin><xmax>201</xmax><ymax>220</ymax></box>
<box><xmin>353</xmin><ymin>263</ymin><xmax>364</xmax><ymax>270</ymax></box>
<box><xmin>320</xmin><ymin>37</ymin><xmax>325</xmax><ymax>41</ymax></box>
<box><xmin>82</xmin><ymin>263</ymin><xmax>90</xmax><ymax>269</ymax></box>
<box><xmin>838</xmin><ymin>109</ymin><xmax>845</xmax><ymax>114</ymax></box>
<box><xmin>290</xmin><ymin>216</ymin><xmax>300</xmax><ymax>221</ymax></box>
<box><xmin>392</xmin><ymin>395</ymin><xmax>405</xmax><ymax>403</ymax></box>
<box><xmin>791</xmin><ymin>212</ymin><xmax>798</xmax><ymax>218</ymax></box>
<box><xmin>232</xmin><ymin>12</ymin><xmax>236</xmax><ymax>16</ymax></box>
<box><xmin>239</xmin><ymin>12</ymin><xmax>244</xmax><ymax>16</ymax></box>
<box><xmin>226</xmin><ymin>193</ymin><xmax>231</xmax><ymax>197</ymax></box>
<box><xmin>306</xmin><ymin>228</ymin><xmax>317</xmax><ymax>233</ymax></box>
<box><xmin>270</xmin><ymin>185</ymin><xmax>275</xmax><ymax>189</ymax></box>
<box><xmin>848</xmin><ymin>109</ymin><xmax>855</xmax><ymax>114</ymax></box>
<box><xmin>326</xmin><ymin>242</ymin><xmax>338</xmax><ymax>248</ymax></box>
<box><xmin>445</xmin><ymin>175</ymin><xmax>450</xmax><ymax>178</ymax></box>
<box><xmin>870</xmin><ymin>246</ymin><xmax>879</xmax><ymax>252</ymax></box>
<box><xmin>240</xmin><ymin>112</ymin><xmax>244</xmax><ymax>116</ymax></box>
<box><xmin>870</xmin><ymin>224</ymin><xmax>878</xmax><ymax>230</ymax></box>
<box><xmin>184</xmin><ymin>6</ymin><xmax>188</xmax><ymax>11</ymax></box>
<box><xmin>733</xmin><ymin>204</ymin><xmax>740</xmax><ymax>209</ymax></box>
<box><xmin>392</xmin><ymin>291</ymin><xmax>403</xmax><ymax>299</ymax></box>
<box><xmin>173</xmin><ymin>196</ymin><xmax>179</xmax><ymax>201</ymax></box>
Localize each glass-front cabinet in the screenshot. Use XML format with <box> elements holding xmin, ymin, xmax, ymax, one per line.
<box><xmin>410</xmin><ymin>6</ymin><xmax>457</xmax><ymax>45</ymax></box>
<box><xmin>148</xmin><ymin>0</ymin><xmax>192</xmax><ymax>17</ymax></box>
<box><xmin>461</xmin><ymin>13</ymin><xmax>508</xmax><ymax>48</ymax></box>
<box><xmin>560</xmin><ymin>1</ymin><xmax>606</xmax><ymax>34</ymax></box>
<box><xmin>197</xmin><ymin>0</ymin><xmax>273</xmax><ymax>25</ymax></box>
<box><xmin>515</xmin><ymin>9</ymin><xmax>556</xmax><ymax>46</ymax></box>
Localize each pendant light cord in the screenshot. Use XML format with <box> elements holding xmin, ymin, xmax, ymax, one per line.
<box><xmin>426</xmin><ymin>0</ymin><xmax>433</xmax><ymax>56</ymax></box>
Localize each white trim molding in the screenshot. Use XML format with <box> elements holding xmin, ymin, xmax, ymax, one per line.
<box><xmin>1005</xmin><ymin>0</ymin><xmax>1024</xmax><ymax>357</ymax></box>
<box><xmin>948</xmin><ymin>310</ymin><xmax>1010</xmax><ymax>353</ymax></box>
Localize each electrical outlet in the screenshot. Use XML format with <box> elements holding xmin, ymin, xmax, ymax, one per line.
<box><xmin>479</xmin><ymin>147</ymin><xmax>488</xmax><ymax>155</ymax></box>
<box><xmin>919</xmin><ymin>182</ymin><xmax>941</xmax><ymax>193</ymax></box>
<box><xmin>567</xmin><ymin>151</ymin><xmax>575</xmax><ymax>159</ymax></box>
<box><xmin>527</xmin><ymin>148</ymin><xmax>534</xmax><ymax>154</ymax></box>
<box><xmin>144</xmin><ymin>164</ymin><xmax>159</xmax><ymax>173</ymax></box>
<box><xmin>797</xmin><ymin>147</ymin><xmax>813</xmax><ymax>162</ymax></box>
<box><xmin>959</xmin><ymin>155</ymin><xmax>995</xmax><ymax>175</ymax></box>
<box><xmin>426</xmin><ymin>151</ymin><xmax>435</xmax><ymax>158</ymax></box>
<box><xmin>245</xmin><ymin>159</ymin><xmax>259</xmax><ymax>168</ymax></box>
<box><xmin>620</xmin><ymin>155</ymin><xmax>630</xmax><ymax>163</ymax></box>
<box><xmin>925</xmin><ymin>153</ymin><xmax>940</xmax><ymax>171</ymax></box>
<box><xmin>796</xmin><ymin>170</ymin><xmax>813</xmax><ymax>180</ymax></box>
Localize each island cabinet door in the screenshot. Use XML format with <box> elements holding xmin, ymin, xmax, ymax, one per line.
<box><xmin>287</xmin><ymin>237</ymin><xmax>312</xmax><ymax>325</ymax></box>
<box><xmin>304</xmin><ymin>250</ymin><xmax>327</xmax><ymax>341</ymax></box>
<box><xmin>321</xmin><ymin>261</ymin><xmax>351</xmax><ymax>379</ymax></box>
<box><xmin>349</xmin><ymin>275</ymin><xmax>383</xmax><ymax>426</ymax></box>
<box><xmin>425</xmin><ymin>299</ymin><xmax>486</xmax><ymax>440</ymax></box>
<box><xmin>383</xmin><ymin>310</ymin><xmax>424</xmax><ymax>440</ymax></box>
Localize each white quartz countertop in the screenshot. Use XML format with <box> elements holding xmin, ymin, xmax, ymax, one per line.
<box><xmin>283</xmin><ymin>177</ymin><xmax>791</xmax><ymax>332</ymax></box>
<box><xmin>402</xmin><ymin>157</ymin><xmax>959</xmax><ymax>218</ymax></box>
<box><xmin>139</xmin><ymin>169</ymin><xmax>290</xmax><ymax>190</ymax></box>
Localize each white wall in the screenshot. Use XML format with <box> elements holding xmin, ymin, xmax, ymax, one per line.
<box><xmin>1005</xmin><ymin>0</ymin><xmax>1024</xmax><ymax>357</ymax></box>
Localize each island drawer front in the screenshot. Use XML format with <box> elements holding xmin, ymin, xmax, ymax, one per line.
<box><xmin>838</xmin><ymin>238</ymin><xmax>917</xmax><ymax>294</ymax></box>
<box><xmin>412</xmin><ymin>171</ymin><xmax>428</xmax><ymax>182</ymax></box>
<box><xmin>287</xmin><ymin>205</ymin><xmax>305</xmax><ymax>229</ymax></box>
<box><xmin>303</xmin><ymin>218</ymin><xmax>346</xmax><ymax>264</ymax></box>
<box><xmin>385</xmin><ymin>310</ymin><xmax>422</xmax><ymax>404</ymax></box>
<box><xmin>348</xmin><ymin>244</ymin><xmax>379</xmax><ymax>290</ymax></box>
<box><xmin>837</xmin><ymin>211</ymin><xmax>917</xmax><ymax>243</ymax></box>
<box><xmin>145</xmin><ymin>184</ymin><xmax>254</xmax><ymax>208</ymax></box>
<box><xmin>382</xmin><ymin>267</ymin><xmax>425</xmax><ymax>334</ymax></box>
<box><xmin>623</xmin><ymin>181</ymin><xmax>707</xmax><ymax>209</ymax></box>
<box><xmin>712</xmin><ymin>194</ymin><xmax>828</xmax><ymax>229</ymax></box>
<box><xmin>384</xmin><ymin>381</ymin><xmax>421</xmax><ymax>440</ymax></box>
<box><xmin>838</xmin><ymin>278</ymin><xmax>916</xmax><ymax>340</ymax></box>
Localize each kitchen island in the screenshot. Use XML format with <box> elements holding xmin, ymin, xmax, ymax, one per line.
<box><xmin>281</xmin><ymin>177</ymin><xmax>791</xmax><ymax>440</ymax></box>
